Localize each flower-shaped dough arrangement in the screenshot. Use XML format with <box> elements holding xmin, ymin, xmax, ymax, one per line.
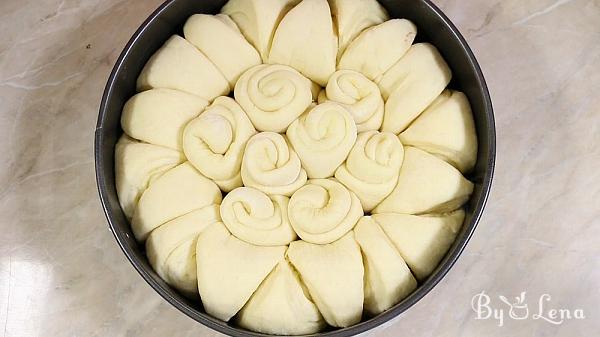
<box><xmin>115</xmin><ymin>0</ymin><xmax>478</xmax><ymax>334</ymax></box>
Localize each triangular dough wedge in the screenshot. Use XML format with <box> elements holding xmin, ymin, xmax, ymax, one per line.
<box><xmin>374</xmin><ymin>147</ymin><xmax>473</xmax><ymax>215</ymax></box>
<box><xmin>121</xmin><ymin>88</ymin><xmax>208</xmax><ymax>150</ymax></box>
<box><xmin>399</xmin><ymin>90</ymin><xmax>478</xmax><ymax>173</ymax></box>
<box><xmin>131</xmin><ymin>162</ymin><xmax>222</xmax><ymax>241</ymax></box>
<box><xmin>354</xmin><ymin>216</ymin><xmax>417</xmax><ymax>315</ymax></box>
<box><xmin>372</xmin><ymin>210</ymin><xmax>465</xmax><ymax>281</ymax></box>
<box><xmin>115</xmin><ymin>135</ymin><xmax>184</xmax><ymax>219</ymax></box>
<box><xmin>268</xmin><ymin>0</ymin><xmax>337</xmax><ymax>86</ymax></box>
<box><xmin>183</xmin><ymin>14</ymin><xmax>261</xmax><ymax>86</ymax></box>
<box><xmin>287</xmin><ymin>232</ymin><xmax>364</xmax><ymax>327</ymax></box>
<box><xmin>338</xmin><ymin>19</ymin><xmax>416</xmax><ymax>82</ymax></box>
<box><xmin>221</xmin><ymin>0</ymin><xmax>300</xmax><ymax>62</ymax></box>
<box><xmin>196</xmin><ymin>222</ymin><xmax>286</xmax><ymax>321</ymax></box>
<box><xmin>329</xmin><ymin>0</ymin><xmax>388</xmax><ymax>57</ymax></box>
<box><xmin>136</xmin><ymin>35</ymin><xmax>230</xmax><ymax>100</ymax></box>
<box><xmin>236</xmin><ymin>259</ymin><xmax>326</xmax><ymax>335</ymax></box>
<box><xmin>378</xmin><ymin>43</ymin><xmax>452</xmax><ymax>134</ymax></box>
<box><xmin>145</xmin><ymin>205</ymin><xmax>221</xmax><ymax>298</ymax></box>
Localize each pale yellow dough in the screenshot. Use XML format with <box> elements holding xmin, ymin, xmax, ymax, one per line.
<box><xmin>220</xmin><ymin>187</ymin><xmax>297</xmax><ymax>246</ymax></box>
<box><xmin>323</xmin><ymin>70</ymin><xmax>384</xmax><ymax>132</ymax></box>
<box><xmin>400</xmin><ymin>90</ymin><xmax>478</xmax><ymax>173</ymax></box>
<box><xmin>195</xmin><ymin>222</ymin><xmax>286</xmax><ymax>321</ymax></box>
<box><xmin>268</xmin><ymin>0</ymin><xmax>337</xmax><ymax>86</ymax></box>
<box><xmin>338</xmin><ymin>19</ymin><xmax>417</xmax><ymax>82</ymax></box>
<box><xmin>114</xmin><ymin>135</ymin><xmax>184</xmax><ymax>219</ymax></box>
<box><xmin>237</xmin><ymin>259</ymin><xmax>326</xmax><ymax>335</ymax></box>
<box><xmin>374</xmin><ymin>147</ymin><xmax>473</xmax><ymax>215</ymax></box>
<box><xmin>379</xmin><ymin>43</ymin><xmax>452</xmax><ymax>134</ymax></box>
<box><xmin>120</xmin><ymin>88</ymin><xmax>208</xmax><ymax>150</ymax></box>
<box><xmin>354</xmin><ymin>216</ymin><xmax>417</xmax><ymax>315</ymax></box>
<box><xmin>241</xmin><ymin>132</ymin><xmax>307</xmax><ymax>196</ymax></box>
<box><xmin>373</xmin><ymin>210</ymin><xmax>465</xmax><ymax>281</ymax></box>
<box><xmin>136</xmin><ymin>35</ymin><xmax>230</xmax><ymax>100</ymax></box>
<box><xmin>183</xmin><ymin>14</ymin><xmax>261</xmax><ymax>86</ymax></box>
<box><xmin>287</xmin><ymin>102</ymin><xmax>357</xmax><ymax>179</ymax></box>
<box><xmin>145</xmin><ymin>205</ymin><xmax>221</xmax><ymax>298</ymax></box>
<box><xmin>131</xmin><ymin>162</ymin><xmax>222</xmax><ymax>241</ymax></box>
<box><xmin>329</xmin><ymin>0</ymin><xmax>389</xmax><ymax>57</ymax></box>
<box><xmin>287</xmin><ymin>232</ymin><xmax>364</xmax><ymax>328</ymax></box>
<box><xmin>234</xmin><ymin>64</ymin><xmax>313</xmax><ymax>132</ymax></box>
<box><xmin>288</xmin><ymin>179</ymin><xmax>363</xmax><ymax>244</ymax></box>
<box><xmin>183</xmin><ymin>96</ymin><xmax>256</xmax><ymax>192</ymax></box>
<box><xmin>221</xmin><ymin>0</ymin><xmax>301</xmax><ymax>62</ymax></box>
<box><xmin>335</xmin><ymin>131</ymin><xmax>404</xmax><ymax>212</ymax></box>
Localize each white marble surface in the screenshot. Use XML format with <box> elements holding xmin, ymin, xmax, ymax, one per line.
<box><xmin>0</xmin><ymin>0</ymin><xmax>599</xmax><ymax>336</ymax></box>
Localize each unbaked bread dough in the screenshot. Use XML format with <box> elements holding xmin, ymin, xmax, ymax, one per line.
<box><xmin>220</xmin><ymin>187</ymin><xmax>296</xmax><ymax>246</ymax></box>
<box><xmin>400</xmin><ymin>90</ymin><xmax>478</xmax><ymax>173</ymax></box>
<box><xmin>269</xmin><ymin>0</ymin><xmax>337</xmax><ymax>86</ymax></box>
<box><xmin>335</xmin><ymin>131</ymin><xmax>404</xmax><ymax>211</ymax></box>
<box><xmin>288</xmin><ymin>179</ymin><xmax>363</xmax><ymax>244</ymax></box>
<box><xmin>183</xmin><ymin>96</ymin><xmax>256</xmax><ymax>191</ymax></box>
<box><xmin>373</xmin><ymin>147</ymin><xmax>473</xmax><ymax>215</ymax></box>
<box><xmin>373</xmin><ymin>210</ymin><xmax>465</xmax><ymax>281</ymax></box>
<box><xmin>183</xmin><ymin>14</ymin><xmax>261</xmax><ymax>86</ymax></box>
<box><xmin>136</xmin><ymin>35</ymin><xmax>230</xmax><ymax>100</ymax></box>
<box><xmin>121</xmin><ymin>88</ymin><xmax>208</xmax><ymax>150</ymax></box>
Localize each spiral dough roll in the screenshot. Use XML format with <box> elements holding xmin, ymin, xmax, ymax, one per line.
<box><xmin>235</xmin><ymin>64</ymin><xmax>313</xmax><ymax>132</ymax></box>
<box><xmin>287</xmin><ymin>102</ymin><xmax>358</xmax><ymax>179</ymax></box>
<box><xmin>221</xmin><ymin>187</ymin><xmax>297</xmax><ymax>246</ymax></box>
<box><xmin>335</xmin><ymin>131</ymin><xmax>404</xmax><ymax>212</ymax></box>
<box><xmin>324</xmin><ymin>70</ymin><xmax>384</xmax><ymax>132</ymax></box>
<box><xmin>183</xmin><ymin>96</ymin><xmax>257</xmax><ymax>192</ymax></box>
<box><xmin>241</xmin><ymin>132</ymin><xmax>308</xmax><ymax>196</ymax></box>
<box><xmin>288</xmin><ymin>179</ymin><xmax>363</xmax><ymax>244</ymax></box>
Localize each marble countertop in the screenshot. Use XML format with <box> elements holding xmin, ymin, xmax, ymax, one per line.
<box><xmin>1</xmin><ymin>0</ymin><xmax>598</xmax><ymax>336</ymax></box>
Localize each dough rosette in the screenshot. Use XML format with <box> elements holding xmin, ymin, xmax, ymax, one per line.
<box><xmin>287</xmin><ymin>102</ymin><xmax>357</xmax><ymax>178</ymax></box>
<box><xmin>235</xmin><ymin>64</ymin><xmax>314</xmax><ymax>132</ymax></box>
<box><xmin>241</xmin><ymin>132</ymin><xmax>307</xmax><ymax>196</ymax></box>
<box><xmin>288</xmin><ymin>179</ymin><xmax>363</xmax><ymax>244</ymax></box>
<box><xmin>220</xmin><ymin>187</ymin><xmax>297</xmax><ymax>246</ymax></box>
<box><xmin>335</xmin><ymin>131</ymin><xmax>404</xmax><ymax>212</ymax></box>
<box><xmin>183</xmin><ymin>96</ymin><xmax>256</xmax><ymax>192</ymax></box>
<box><xmin>322</xmin><ymin>70</ymin><xmax>384</xmax><ymax>132</ymax></box>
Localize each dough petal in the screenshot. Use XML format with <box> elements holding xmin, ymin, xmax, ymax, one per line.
<box><xmin>379</xmin><ymin>43</ymin><xmax>452</xmax><ymax>133</ymax></box>
<box><xmin>399</xmin><ymin>90</ymin><xmax>478</xmax><ymax>173</ymax></box>
<box><xmin>136</xmin><ymin>35</ymin><xmax>230</xmax><ymax>100</ymax></box>
<box><xmin>287</xmin><ymin>232</ymin><xmax>364</xmax><ymax>328</ymax></box>
<box><xmin>329</xmin><ymin>0</ymin><xmax>388</xmax><ymax>57</ymax></box>
<box><xmin>373</xmin><ymin>210</ymin><xmax>465</xmax><ymax>281</ymax></box>
<box><xmin>221</xmin><ymin>0</ymin><xmax>301</xmax><ymax>62</ymax></box>
<box><xmin>237</xmin><ymin>259</ymin><xmax>326</xmax><ymax>335</ymax></box>
<box><xmin>268</xmin><ymin>0</ymin><xmax>337</xmax><ymax>86</ymax></box>
<box><xmin>115</xmin><ymin>135</ymin><xmax>184</xmax><ymax>219</ymax></box>
<box><xmin>145</xmin><ymin>205</ymin><xmax>221</xmax><ymax>298</ymax></box>
<box><xmin>288</xmin><ymin>179</ymin><xmax>363</xmax><ymax>244</ymax></box>
<box><xmin>121</xmin><ymin>88</ymin><xmax>208</xmax><ymax>150</ymax></box>
<box><xmin>287</xmin><ymin>102</ymin><xmax>357</xmax><ymax>178</ymax></box>
<box><xmin>324</xmin><ymin>70</ymin><xmax>384</xmax><ymax>132</ymax></box>
<box><xmin>131</xmin><ymin>162</ymin><xmax>222</xmax><ymax>241</ymax></box>
<box><xmin>338</xmin><ymin>19</ymin><xmax>416</xmax><ymax>82</ymax></box>
<box><xmin>183</xmin><ymin>96</ymin><xmax>256</xmax><ymax>192</ymax></box>
<box><xmin>221</xmin><ymin>187</ymin><xmax>297</xmax><ymax>246</ymax></box>
<box><xmin>354</xmin><ymin>216</ymin><xmax>416</xmax><ymax>315</ymax></box>
<box><xmin>183</xmin><ymin>14</ymin><xmax>261</xmax><ymax>86</ymax></box>
<box><xmin>235</xmin><ymin>64</ymin><xmax>313</xmax><ymax>132</ymax></box>
<box><xmin>196</xmin><ymin>222</ymin><xmax>286</xmax><ymax>321</ymax></box>
<box><xmin>335</xmin><ymin>131</ymin><xmax>404</xmax><ymax>212</ymax></box>
<box><xmin>373</xmin><ymin>147</ymin><xmax>473</xmax><ymax>215</ymax></box>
